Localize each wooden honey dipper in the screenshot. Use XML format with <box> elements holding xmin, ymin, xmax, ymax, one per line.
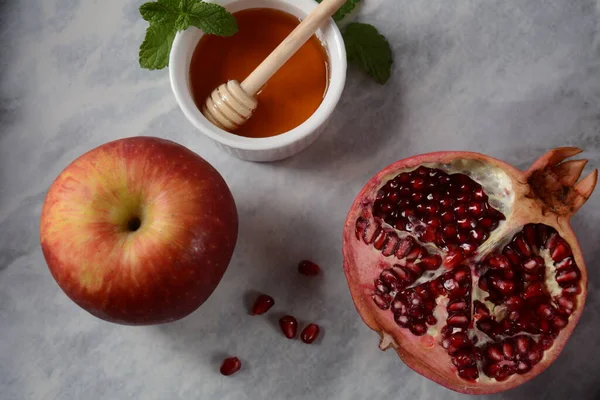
<box><xmin>201</xmin><ymin>0</ymin><xmax>347</xmax><ymax>131</ymax></box>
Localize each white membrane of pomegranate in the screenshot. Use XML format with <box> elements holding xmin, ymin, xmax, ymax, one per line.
<box><xmin>352</xmin><ymin>160</ymin><xmax>582</xmax><ymax>383</ymax></box>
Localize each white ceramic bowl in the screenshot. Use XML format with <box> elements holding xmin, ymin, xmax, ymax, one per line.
<box><xmin>169</xmin><ymin>0</ymin><xmax>347</xmax><ymax>162</ymax></box>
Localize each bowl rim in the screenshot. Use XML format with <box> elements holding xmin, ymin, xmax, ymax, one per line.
<box><xmin>169</xmin><ymin>0</ymin><xmax>347</xmax><ymax>151</ymax></box>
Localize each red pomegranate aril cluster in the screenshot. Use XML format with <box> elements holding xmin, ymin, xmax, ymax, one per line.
<box><xmin>476</xmin><ymin>224</ymin><xmax>581</xmax><ymax>340</ymax></box>
<box><xmin>482</xmin><ymin>335</ymin><xmax>546</xmax><ymax>380</ymax></box>
<box><xmin>372</xmin><ymin>167</ymin><xmax>505</xmax><ymax>257</ymax></box>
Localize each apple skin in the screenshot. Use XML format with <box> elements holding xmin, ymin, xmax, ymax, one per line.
<box><xmin>39</xmin><ymin>136</ymin><xmax>238</xmax><ymax>325</ymax></box>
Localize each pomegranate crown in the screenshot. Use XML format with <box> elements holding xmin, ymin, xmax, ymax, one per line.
<box><xmin>527</xmin><ymin>147</ymin><xmax>598</xmax><ymax>216</ymax></box>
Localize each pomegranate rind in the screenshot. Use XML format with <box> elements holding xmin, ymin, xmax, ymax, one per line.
<box><xmin>342</xmin><ymin>150</ymin><xmax>590</xmax><ymax>394</ymax></box>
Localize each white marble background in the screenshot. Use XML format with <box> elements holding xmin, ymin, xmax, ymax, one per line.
<box><xmin>1</xmin><ymin>0</ymin><xmax>600</xmax><ymax>399</ymax></box>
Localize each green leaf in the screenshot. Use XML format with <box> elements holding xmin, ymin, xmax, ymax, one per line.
<box><xmin>183</xmin><ymin>1</ymin><xmax>238</xmax><ymax>36</ymax></box>
<box><xmin>317</xmin><ymin>0</ymin><xmax>359</xmax><ymax>22</ymax></box>
<box><xmin>139</xmin><ymin>22</ymin><xmax>177</xmax><ymax>70</ymax></box>
<box><xmin>139</xmin><ymin>0</ymin><xmax>178</xmax><ymax>25</ymax></box>
<box><xmin>343</xmin><ymin>22</ymin><xmax>393</xmax><ymax>84</ymax></box>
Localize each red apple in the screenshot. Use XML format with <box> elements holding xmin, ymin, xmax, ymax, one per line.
<box><xmin>39</xmin><ymin>136</ymin><xmax>238</xmax><ymax>325</ymax></box>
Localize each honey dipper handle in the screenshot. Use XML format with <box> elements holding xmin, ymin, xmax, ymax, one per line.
<box><xmin>240</xmin><ymin>0</ymin><xmax>347</xmax><ymax>96</ymax></box>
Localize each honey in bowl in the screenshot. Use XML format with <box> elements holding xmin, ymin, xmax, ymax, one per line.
<box><xmin>189</xmin><ymin>8</ymin><xmax>330</xmax><ymax>138</ymax></box>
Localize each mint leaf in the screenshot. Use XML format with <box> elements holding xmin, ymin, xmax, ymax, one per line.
<box><xmin>317</xmin><ymin>0</ymin><xmax>359</xmax><ymax>22</ymax></box>
<box><xmin>139</xmin><ymin>22</ymin><xmax>177</xmax><ymax>70</ymax></box>
<box><xmin>139</xmin><ymin>1</ymin><xmax>178</xmax><ymax>25</ymax></box>
<box><xmin>343</xmin><ymin>23</ymin><xmax>392</xmax><ymax>84</ymax></box>
<box><xmin>183</xmin><ymin>1</ymin><xmax>238</xmax><ymax>36</ymax></box>
<box><xmin>138</xmin><ymin>0</ymin><xmax>238</xmax><ymax>70</ymax></box>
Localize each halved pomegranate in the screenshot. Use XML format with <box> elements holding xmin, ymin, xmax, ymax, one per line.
<box><xmin>342</xmin><ymin>148</ymin><xmax>596</xmax><ymax>394</ymax></box>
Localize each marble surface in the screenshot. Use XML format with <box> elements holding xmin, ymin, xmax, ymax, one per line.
<box><xmin>1</xmin><ymin>0</ymin><xmax>600</xmax><ymax>399</ymax></box>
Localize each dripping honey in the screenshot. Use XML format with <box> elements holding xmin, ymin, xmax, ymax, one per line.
<box><xmin>189</xmin><ymin>8</ymin><xmax>330</xmax><ymax>138</ymax></box>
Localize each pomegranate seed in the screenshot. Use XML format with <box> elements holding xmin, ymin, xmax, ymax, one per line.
<box><xmin>521</xmin><ymin>256</ymin><xmax>543</xmax><ymax>273</ymax></box>
<box><xmin>380</xmin><ymin>269</ymin><xmax>399</xmax><ymax>287</ymax></box>
<box><xmin>409</xmin><ymin>323</ymin><xmax>427</xmax><ymax>336</ymax></box>
<box><xmin>363</xmin><ymin>222</ymin><xmax>381</xmax><ymax>244</ymax></box>
<box><xmin>468</xmin><ymin>202</ymin><xmax>485</xmax><ymax>217</ymax></box>
<box><xmin>490</xmin><ymin>276</ymin><xmax>516</xmax><ymax>295</ymax></box>
<box><xmin>460</xmin><ymin>242</ymin><xmax>477</xmax><ymax>255</ymax></box>
<box><xmin>458</xmin><ymin>367</ymin><xmax>479</xmax><ymax>381</ymax></box>
<box><xmin>452</xmin><ymin>352</ymin><xmax>474</xmax><ymax>368</ymax></box>
<box><xmin>552</xmin><ymin>314</ymin><xmax>568</xmax><ymax>329</ymax></box>
<box><xmin>387</xmin><ymin>179</ymin><xmax>400</xmax><ymax>189</ymax></box>
<box><xmin>279</xmin><ymin>315</ymin><xmax>298</xmax><ymax>339</ymax></box>
<box><xmin>478</xmin><ymin>276</ymin><xmax>489</xmax><ymax>291</ymax></box>
<box><xmin>445</xmin><ymin>250</ymin><xmax>465</xmax><ymax>269</ymax></box>
<box><xmin>487</xmin><ymin>254</ymin><xmax>510</xmax><ymax>270</ymax></box>
<box><xmin>469</xmin><ymin>228</ymin><xmax>488</xmax><ymax>242</ymax></box>
<box><xmin>381</xmin><ymin>232</ymin><xmax>400</xmax><ymax>256</ymax></box>
<box><xmin>441</xmin><ymin>210</ymin><xmax>455</xmax><ymax>223</ymax></box>
<box><xmin>355</xmin><ymin>217</ymin><xmax>368</xmax><ymax>240</ymax></box>
<box><xmin>505</xmin><ymin>295</ymin><xmax>525</xmax><ymax>310</ymax></box>
<box><xmin>448</xmin><ymin>299</ymin><xmax>467</xmax><ymax>312</ymax></box>
<box><xmin>220</xmin><ymin>357</ymin><xmax>242</xmax><ymax>376</ymax></box>
<box><xmin>453</xmin><ymin>204</ymin><xmax>467</xmax><ymax>216</ymax></box>
<box><xmin>372</xmin><ymin>293</ymin><xmax>391</xmax><ymax>310</ymax></box>
<box><xmin>442</xmin><ymin>224</ymin><xmax>458</xmax><ymax>238</ymax></box>
<box><xmin>447</xmin><ymin>314</ymin><xmax>469</xmax><ymax>328</ymax></box>
<box><xmin>387</xmin><ymin>190</ymin><xmax>400</xmax><ymax>202</ymax></box>
<box><xmin>555</xmin><ymin>257</ymin><xmax>574</xmax><ymax>270</ymax></box>
<box><xmin>373</xmin><ymin>230</ymin><xmax>387</xmax><ymax>250</ymax></box>
<box><xmin>395</xmin><ymin>237</ymin><xmax>414</xmax><ymax>258</ymax></box>
<box><xmin>419</xmin><ymin>254</ymin><xmax>442</xmax><ymax>270</ymax></box>
<box><xmin>479</xmin><ymin>218</ymin><xmax>498</xmax><ymax>230</ymax></box>
<box><xmin>522</xmin><ymin>282</ymin><xmax>545</xmax><ymax>300</ymax></box>
<box><xmin>516</xmin><ymin>336</ymin><xmax>530</xmax><ymax>354</ymax></box>
<box><xmin>502</xmin><ymin>341</ymin><xmax>515</xmax><ymax>360</ymax></box>
<box><xmin>536</xmin><ymin>304</ymin><xmax>554</xmax><ymax>319</ymax></box>
<box><xmin>487</xmin><ymin>345</ymin><xmax>504</xmax><ymax>362</ymax></box>
<box><xmin>397</xmin><ymin>172</ymin><xmax>410</xmax><ymax>183</ymax></box>
<box><xmin>416</xmin><ymin>226</ymin><xmax>436</xmax><ymax>242</ymax></box>
<box><xmin>516</xmin><ymin>362</ymin><xmax>532</xmax><ymax>375</ymax></box>
<box><xmin>411</xmin><ymin>177</ymin><xmax>426</xmax><ymax>191</ymax></box>
<box><xmin>405</xmin><ymin>245</ymin><xmax>424</xmax><ymax>261</ymax></box>
<box><xmin>513</xmin><ymin>235</ymin><xmax>532</xmax><ymax>257</ymax></box>
<box><xmin>250</xmin><ymin>294</ymin><xmax>275</xmax><ymax>316</ymax></box>
<box><xmin>473</xmin><ymin>187</ymin><xmax>487</xmax><ymax>200</ymax></box>
<box><xmin>374</xmin><ymin>279</ymin><xmax>388</xmax><ymax>294</ymax></box>
<box><xmin>456</xmin><ymin>193</ymin><xmax>470</xmax><ymax>203</ymax></box>
<box><xmin>528</xmin><ymin>346</ymin><xmax>543</xmax><ymax>365</ymax></box>
<box><xmin>395</xmin><ymin>313</ymin><xmax>410</xmax><ymax>327</ymax></box>
<box><xmin>539</xmin><ymin>335</ymin><xmax>554</xmax><ymax>350</ymax></box>
<box><xmin>550</xmin><ymin>239</ymin><xmax>572</xmax><ymax>262</ymax></box>
<box><xmin>300</xmin><ymin>323</ymin><xmax>320</xmax><ymax>344</ymax></box>
<box><xmin>425</xmin><ymin>216</ymin><xmax>441</xmax><ymax>229</ymax></box>
<box><xmin>424</xmin><ymin>204</ymin><xmax>438</xmax><ymax>214</ymax></box>
<box><xmin>503</xmin><ymin>246</ymin><xmax>521</xmax><ymax>265</ymax></box>
<box><xmin>563</xmin><ymin>284</ymin><xmax>582</xmax><ymax>295</ymax></box>
<box><xmin>426</xmin><ymin>315</ymin><xmax>437</xmax><ymax>325</ymax></box>
<box><xmin>555</xmin><ymin>268</ymin><xmax>579</xmax><ymax>284</ymax></box>
<box><xmin>449</xmin><ymin>332</ymin><xmax>471</xmax><ymax>349</ymax></box>
<box><xmin>298</xmin><ymin>260</ymin><xmax>320</xmax><ymax>276</ymax></box>
<box><xmin>473</xmin><ymin>301</ymin><xmax>490</xmax><ymax>318</ymax></box>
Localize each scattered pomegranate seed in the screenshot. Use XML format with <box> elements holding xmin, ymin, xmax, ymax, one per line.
<box><xmin>250</xmin><ymin>294</ymin><xmax>275</xmax><ymax>316</ymax></box>
<box><xmin>220</xmin><ymin>357</ymin><xmax>241</xmax><ymax>376</ymax></box>
<box><xmin>298</xmin><ymin>260</ymin><xmax>320</xmax><ymax>276</ymax></box>
<box><xmin>300</xmin><ymin>323</ymin><xmax>320</xmax><ymax>344</ymax></box>
<box><xmin>279</xmin><ymin>315</ymin><xmax>298</xmax><ymax>339</ymax></box>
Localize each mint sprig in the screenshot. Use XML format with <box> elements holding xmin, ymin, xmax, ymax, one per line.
<box><xmin>316</xmin><ymin>0</ymin><xmax>359</xmax><ymax>22</ymax></box>
<box><xmin>342</xmin><ymin>22</ymin><xmax>393</xmax><ymax>85</ymax></box>
<box><xmin>139</xmin><ymin>0</ymin><xmax>238</xmax><ymax>70</ymax></box>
